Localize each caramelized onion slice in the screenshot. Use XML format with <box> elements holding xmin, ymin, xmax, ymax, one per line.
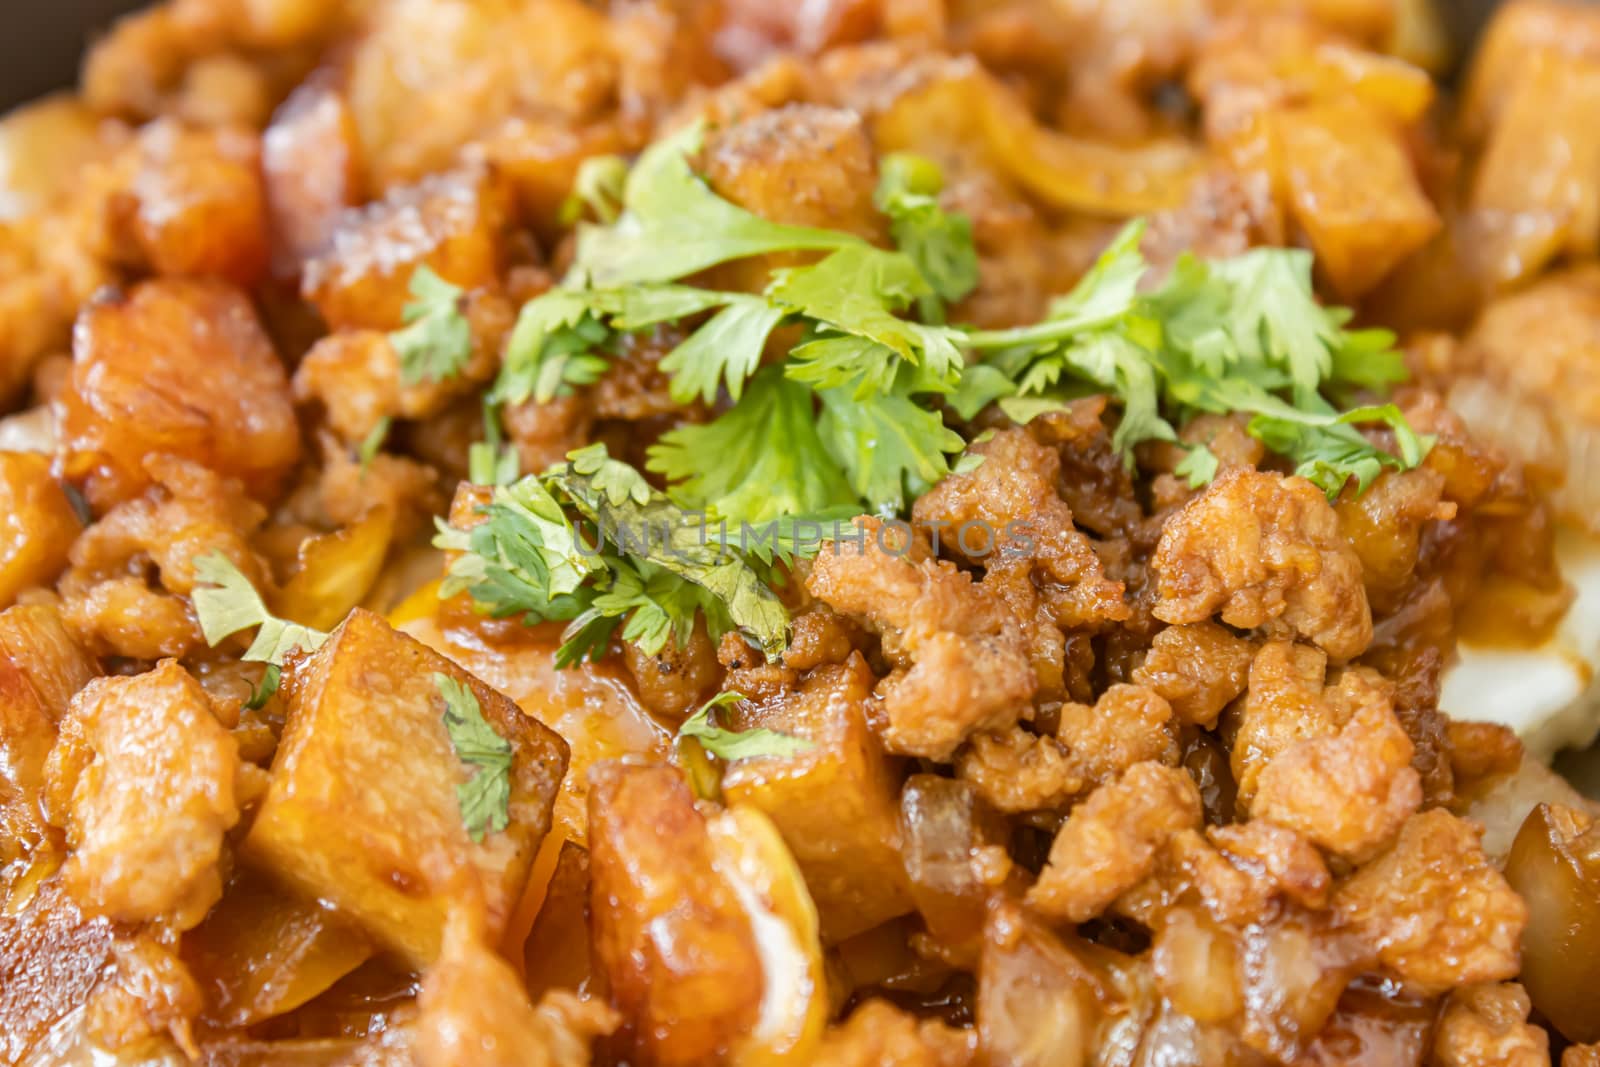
<box><xmin>1504</xmin><ymin>802</ymin><xmax>1600</xmax><ymax>1042</ymax></box>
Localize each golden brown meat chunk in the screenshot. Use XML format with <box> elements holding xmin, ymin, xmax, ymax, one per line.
<box><xmin>913</xmin><ymin>427</ymin><xmax>1128</xmax><ymax>697</ymax></box>
<box><xmin>1132</xmin><ymin>620</ymin><xmax>1255</xmax><ymax>728</ymax></box>
<box><xmin>59</xmin><ymin>456</ymin><xmax>265</xmax><ymax>661</ymax></box>
<box><xmin>1151</xmin><ymin>468</ymin><xmax>1372</xmax><ymax>661</ymax></box>
<box><xmin>1054</xmin><ymin>683</ymin><xmax>1180</xmax><ymax>788</ymax></box>
<box><xmin>1251</xmin><ymin>671</ymin><xmax>1421</xmax><ymax>863</ymax></box>
<box><xmin>44</xmin><ymin>660</ymin><xmax>241</xmax><ymax>929</ymax></box>
<box><xmin>720</xmin><ymin>656</ymin><xmax>914</xmax><ymax>942</ymax></box>
<box><xmin>245</xmin><ymin>610</ymin><xmax>568</xmax><ymax>968</ymax></box>
<box><xmin>701</xmin><ymin>104</ymin><xmax>885</xmax><ymax>291</ymax></box>
<box><xmin>58</xmin><ymin>278</ymin><xmax>299</xmax><ymax>511</ymax></box>
<box><xmin>0</xmin><ymin>451</ymin><xmax>81</xmax><ymax>608</ymax></box>
<box><xmin>1567</xmin><ymin>1046</ymin><xmax>1600</xmax><ymax>1067</ymax></box>
<box><xmin>416</xmin><ymin>911</ymin><xmax>617</xmax><ymax>1067</ymax></box>
<box><xmin>956</xmin><ymin>725</ymin><xmax>1081</xmax><ymax>815</ymax></box>
<box><xmin>1333</xmin><ymin>809</ymin><xmax>1526</xmax><ymax>994</ymax></box>
<box><xmin>1026</xmin><ymin>762</ymin><xmax>1203</xmax><ymax>923</ymax></box>
<box><xmin>815</xmin><ymin>1000</ymin><xmax>979</xmax><ymax>1067</ymax></box>
<box><xmin>1230</xmin><ymin>639</ymin><xmax>1336</xmax><ymax>804</ymax></box>
<box><xmin>302</xmin><ymin>164</ymin><xmax>514</xmax><ymax>332</ymax></box>
<box><xmin>1208</xmin><ymin>819</ymin><xmax>1332</xmax><ymax>911</ymax></box>
<box><xmin>806</xmin><ymin>518</ymin><xmax>1034</xmax><ymax>760</ymax></box>
<box><xmin>1432</xmin><ymin>983</ymin><xmax>1550</xmax><ymax>1067</ymax></box>
<box><xmin>587</xmin><ymin>762</ymin><xmax>764</xmax><ymax>1067</ymax></box>
<box><xmin>262</xmin><ymin>80</ymin><xmax>363</xmax><ymax>273</ymax></box>
<box><xmin>120</xmin><ymin>119</ymin><xmax>270</xmax><ymax>287</ymax></box>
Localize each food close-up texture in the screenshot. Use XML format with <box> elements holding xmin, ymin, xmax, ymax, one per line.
<box><xmin>3</xmin><ymin>0</ymin><xmax>1600</xmax><ymax>1063</ymax></box>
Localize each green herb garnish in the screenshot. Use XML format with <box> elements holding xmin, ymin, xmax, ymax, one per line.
<box><xmin>435</xmin><ymin>444</ymin><xmax>789</xmax><ymax>667</ymax></box>
<box><xmin>192</xmin><ymin>552</ymin><xmax>328</xmax><ymax>664</ymax></box>
<box><xmin>434</xmin><ymin>672</ymin><xmax>512</xmax><ymax>842</ymax></box>
<box><xmin>390</xmin><ymin>265</ymin><xmax>472</xmax><ymax>386</ymax></box>
<box><xmin>678</xmin><ymin>691</ymin><xmax>815</xmax><ymax>762</ymax></box>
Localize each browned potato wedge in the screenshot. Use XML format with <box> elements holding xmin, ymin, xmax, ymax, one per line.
<box><xmin>58</xmin><ymin>278</ymin><xmax>300</xmax><ymax>511</ymax></box>
<box><xmin>302</xmin><ymin>165</ymin><xmax>513</xmax><ymax>332</ymax></box>
<box><xmin>0</xmin><ymin>453</ymin><xmax>81</xmax><ymax>609</ymax></box>
<box><xmin>1273</xmin><ymin>102</ymin><xmax>1439</xmax><ymax>298</ymax></box>
<box><xmin>244</xmin><ymin>609</ymin><xmax>568</xmax><ymax>969</ymax></box>
<box><xmin>721</xmin><ymin>657</ymin><xmax>914</xmax><ymax>943</ymax></box>
<box><xmin>588</xmin><ymin>762</ymin><xmax>826</xmax><ymax>1066</ymax></box>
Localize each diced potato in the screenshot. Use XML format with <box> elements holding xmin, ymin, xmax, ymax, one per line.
<box><xmin>0</xmin><ymin>453</ymin><xmax>80</xmax><ymax>608</ymax></box>
<box><xmin>1467</xmin><ymin>53</ymin><xmax>1600</xmax><ymax>289</ymax></box>
<box><xmin>416</xmin><ymin>611</ymin><xmax>673</xmax><ymax>848</ymax></box>
<box><xmin>1272</xmin><ymin>102</ymin><xmax>1439</xmax><ymax>297</ymax></box>
<box><xmin>180</xmin><ymin>871</ymin><xmax>373</xmax><ymax>1029</ymax></box>
<box><xmin>481</xmin><ymin>117</ymin><xmax>630</xmax><ymax>236</ymax></box>
<box><xmin>0</xmin><ymin>94</ymin><xmax>115</xmax><ymax>222</ymax></box>
<box><xmin>523</xmin><ymin>841</ymin><xmax>591</xmax><ymax>1000</ymax></box>
<box><xmin>589</xmin><ymin>762</ymin><xmax>763</xmax><ymax>1067</ymax></box>
<box><xmin>58</xmin><ymin>278</ymin><xmax>301</xmax><ymax>511</ymax></box>
<box><xmin>263</xmin><ymin>81</ymin><xmax>364</xmax><ymax>274</ymax></box>
<box><xmin>301</xmin><ymin>165</ymin><xmax>513</xmax><ymax>331</ymax></box>
<box><xmin>721</xmin><ymin>657</ymin><xmax>914</xmax><ymax>943</ymax></box>
<box><xmin>126</xmin><ymin>120</ymin><xmax>270</xmax><ymax>288</ymax></box>
<box><xmin>272</xmin><ymin>506</ymin><xmax>396</xmax><ymax>632</ymax></box>
<box><xmin>244</xmin><ymin>609</ymin><xmax>568</xmax><ymax>969</ymax></box>
<box><xmin>589</xmin><ymin>763</ymin><xmax>827</xmax><ymax>1066</ymax></box>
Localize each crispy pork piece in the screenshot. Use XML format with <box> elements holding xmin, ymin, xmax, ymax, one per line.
<box><xmin>58</xmin><ymin>278</ymin><xmax>299</xmax><ymax>511</ymax></box>
<box><xmin>45</xmin><ymin>659</ymin><xmax>241</xmax><ymax>929</ymax></box>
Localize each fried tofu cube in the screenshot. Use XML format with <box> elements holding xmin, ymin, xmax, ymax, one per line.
<box><xmin>244</xmin><ymin>609</ymin><xmax>568</xmax><ymax>968</ymax></box>
<box><xmin>59</xmin><ymin>278</ymin><xmax>301</xmax><ymax>512</ymax></box>
<box><xmin>127</xmin><ymin>120</ymin><xmax>271</xmax><ymax>287</ymax></box>
<box><xmin>301</xmin><ymin>165</ymin><xmax>513</xmax><ymax>331</ymax></box>
<box><xmin>1273</xmin><ymin>102</ymin><xmax>1440</xmax><ymax>297</ymax></box>
<box><xmin>0</xmin><ymin>453</ymin><xmax>80</xmax><ymax>608</ymax></box>
<box><xmin>721</xmin><ymin>656</ymin><xmax>913</xmax><ymax>943</ymax></box>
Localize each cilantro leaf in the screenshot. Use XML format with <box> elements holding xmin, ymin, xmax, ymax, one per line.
<box><xmin>434</xmin><ymin>673</ymin><xmax>512</xmax><ymax>843</ymax></box>
<box><xmin>767</xmin><ymin>246</ymin><xmax>965</xmax><ymax>387</ymax></box>
<box><xmin>648</xmin><ymin>368</ymin><xmax>856</xmax><ymax>524</ymax></box>
<box><xmin>549</xmin><ymin>448</ymin><xmax>791</xmax><ymax>657</ymax></box>
<box><xmin>357</xmin><ymin>416</ymin><xmax>391</xmax><ymax>471</ymax></box>
<box><xmin>874</xmin><ymin>153</ymin><xmax>979</xmax><ymax>321</ymax></box>
<box><xmin>1175</xmin><ymin>443</ymin><xmax>1219</xmax><ymax>488</ymax></box>
<box><xmin>658</xmin><ymin>295</ymin><xmax>786</xmax><ymax>405</ymax></box>
<box><xmin>244</xmin><ymin>664</ymin><xmax>281</xmax><ymax>711</ymax></box>
<box><xmin>560</xmin><ymin>154</ymin><xmax>627</xmax><ymax>225</ymax></box>
<box><xmin>435</xmin><ymin>476</ymin><xmax>602</xmax><ymax>615</ymax></box>
<box><xmin>192</xmin><ymin>552</ymin><xmax>329</xmax><ymax>664</ymax></box>
<box><xmin>492</xmin><ymin>289</ymin><xmax>613</xmax><ymax>406</ymax></box>
<box><xmin>947</xmin><ymin>362</ymin><xmax>1017</xmax><ymax>421</ymax></box>
<box><xmin>390</xmin><ymin>266</ymin><xmax>473</xmax><ymax>386</ymax></box>
<box><xmin>679</xmin><ymin>691</ymin><xmax>815</xmax><ymax>762</ymax></box>
<box><xmin>575</xmin><ymin>122</ymin><xmax>862</xmax><ymax>287</ymax></box>
<box><xmin>817</xmin><ymin>382</ymin><xmax>967</xmax><ymax>516</ymax></box>
<box><xmin>468</xmin><ymin>402</ymin><xmax>519</xmax><ymax>487</ymax></box>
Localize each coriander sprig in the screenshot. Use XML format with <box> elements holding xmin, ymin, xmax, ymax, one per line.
<box><xmin>435</xmin><ymin>673</ymin><xmax>513</xmax><ymax>843</ymax></box>
<box><xmin>390</xmin><ymin>265</ymin><xmax>472</xmax><ymax>386</ymax></box>
<box><xmin>966</xmin><ymin>220</ymin><xmax>1430</xmax><ymax>497</ymax></box>
<box><xmin>435</xmin><ymin>443</ymin><xmax>790</xmax><ymax>668</ymax></box>
<box><xmin>678</xmin><ymin>691</ymin><xmax>815</xmax><ymax>762</ymax></box>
